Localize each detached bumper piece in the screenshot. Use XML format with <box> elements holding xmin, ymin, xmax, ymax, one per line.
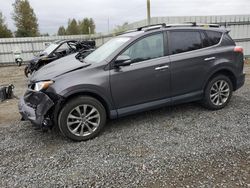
<box><xmin>18</xmin><ymin>89</ymin><xmax>54</xmax><ymax>128</ymax></box>
<box><xmin>0</xmin><ymin>84</ymin><xmax>14</xmax><ymax>102</ymax></box>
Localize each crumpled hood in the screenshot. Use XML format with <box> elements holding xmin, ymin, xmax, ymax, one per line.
<box><xmin>30</xmin><ymin>53</ymin><xmax>90</xmax><ymax>82</ymax></box>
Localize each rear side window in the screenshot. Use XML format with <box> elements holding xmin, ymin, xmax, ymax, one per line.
<box><xmin>169</xmin><ymin>31</ymin><xmax>202</xmax><ymax>54</ymax></box>
<box><xmin>205</xmin><ymin>31</ymin><xmax>222</xmax><ymax>46</ymax></box>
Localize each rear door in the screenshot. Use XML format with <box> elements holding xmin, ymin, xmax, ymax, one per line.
<box><xmin>168</xmin><ymin>30</ymin><xmax>218</xmax><ymax>98</ymax></box>
<box><xmin>110</xmin><ymin>32</ymin><xmax>171</xmax><ymax>110</ymax></box>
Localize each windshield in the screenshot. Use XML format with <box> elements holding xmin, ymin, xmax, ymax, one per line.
<box><xmin>84</xmin><ymin>37</ymin><xmax>130</xmax><ymax>63</ymax></box>
<box><xmin>43</xmin><ymin>43</ymin><xmax>59</xmax><ymax>55</ymax></box>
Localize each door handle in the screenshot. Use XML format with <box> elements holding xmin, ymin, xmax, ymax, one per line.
<box><xmin>204</xmin><ymin>57</ymin><xmax>216</xmax><ymax>61</ymax></box>
<box><xmin>155</xmin><ymin>65</ymin><xmax>169</xmax><ymax>71</ymax></box>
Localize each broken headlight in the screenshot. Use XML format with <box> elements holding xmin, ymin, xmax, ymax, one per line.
<box><xmin>34</xmin><ymin>80</ymin><xmax>54</xmax><ymax>91</ymax></box>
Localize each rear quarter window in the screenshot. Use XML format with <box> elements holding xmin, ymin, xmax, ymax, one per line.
<box><xmin>201</xmin><ymin>32</ymin><xmax>210</xmax><ymax>48</ymax></box>
<box><xmin>205</xmin><ymin>31</ymin><xmax>222</xmax><ymax>46</ymax></box>
<box><xmin>221</xmin><ymin>33</ymin><xmax>235</xmax><ymax>46</ymax></box>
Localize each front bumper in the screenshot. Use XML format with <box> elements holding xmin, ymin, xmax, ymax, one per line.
<box><xmin>18</xmin><ymin>89</ymin><xmax>54</xmax><ymax>127</ymax></box>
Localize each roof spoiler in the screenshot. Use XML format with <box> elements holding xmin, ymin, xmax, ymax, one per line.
<box><xmin>225</xmin><ymin>28</ymin><xmax>231</xmax><ymax>33</ymax></box>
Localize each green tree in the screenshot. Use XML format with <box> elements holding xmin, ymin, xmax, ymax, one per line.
<box><xmin>0</xmin><ymin>12</ymin><xmax>12</xmax><ymax>38</ymax></box>
<box><xmin>66</xmin><ymin>19</ymin><xmax>79</xmax><ymax>35</ymax></box>
<box><xmin>79</xmin><ymin>18</ymin><xmax>89</xmax><ymax>34</ymax></box>
<box><xmin>78</xmin><ymin>18</ymin><xmax>95</xmax><ymax>34</ymax></box>
<box><xmin>60</xmin><ymin>17</ymin><xmax>96</xmax><ymax>35</ymax></box>
<box><xmin>12</xmin><ymin>0</ymin><xmax>39</xmax><ymax>37</ymax></box>
<box><xmin>57</xmin><ymin>26</ymin><xmax>66</xmax><ymax>36</ymax></box>
<box><xmin>89</xmin><ymin>18</ymin><xmax>95</xmax><ymax>34</ymax></box>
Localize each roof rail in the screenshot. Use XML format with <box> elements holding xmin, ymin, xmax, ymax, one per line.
<box><xmin>186</xmin><ymin>22</ymin><xmax>220</xmax><ymax>28</ymax></box>
<box><xmin>165</xmin><ymin>22</ymin><xmax>220</xmax><ymax>28</ymax></box>
<box><xmin>165</xmin><ymin>23</ymin><xmax>194</xmax><ymax>28</ymax></box>
<box><xmin>136</xmin><ymin>22</ymin><xmax>221</xmax><ymax>32</ymax></box>
<box><xmin>137</xmin><ymin>23</ymin><xmax>166</xmax><ymax>31</ymax></box>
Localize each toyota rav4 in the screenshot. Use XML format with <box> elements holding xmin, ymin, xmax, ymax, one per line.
<box><xmin>19</xmin><ymin>23</ymin><xmax>245</xmax><ymax>141</ymax></box>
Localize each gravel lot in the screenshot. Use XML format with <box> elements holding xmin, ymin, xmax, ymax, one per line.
<box><xmin>0</xmin><ymin>64</ymin><xmax>250</xmax><ymax>187</ymax></box>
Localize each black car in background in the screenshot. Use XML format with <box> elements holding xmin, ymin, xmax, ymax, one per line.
<box><xmin>24</xmin><ymin>39</ymin><xmax>95</xmax><ymax>77</ymax></box>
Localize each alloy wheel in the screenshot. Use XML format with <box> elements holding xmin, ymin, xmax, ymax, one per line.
<box><xmin>210</xmin><ymin>80</ymin><xmax>230</xmax><ymax>106</ymax></box>
<box><xmin>67</xmin><ymin>104</ymin><xmax>100</xmax><ymax>137</ymax></box>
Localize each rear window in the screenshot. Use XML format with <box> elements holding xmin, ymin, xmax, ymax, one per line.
<box><xmin>169</xmin><ymin>31</ymin><xmax>203</xmax><ymax>54</ymax></box>
<box><xmin>205</xmin><ymin>31</ymin><xmax>222</xmax><ymax>46</ymax></box>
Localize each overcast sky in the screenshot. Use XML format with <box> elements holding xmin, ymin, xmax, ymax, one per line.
<box><xmin>1</xmin><ymin>0</ymin><xmax>250</xmax><ymax>34</ymax></box>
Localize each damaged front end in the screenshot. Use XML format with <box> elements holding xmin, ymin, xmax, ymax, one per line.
<box><xmin>18</xmin><ymin>89</ymin><xmax>60</xmax><ymax>130</ymax></box>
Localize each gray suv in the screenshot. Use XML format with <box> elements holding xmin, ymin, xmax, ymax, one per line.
<box><xmin>19</xmin><ymin>23</ymin><xmax>245</xmax><ymax>141</ymax></box>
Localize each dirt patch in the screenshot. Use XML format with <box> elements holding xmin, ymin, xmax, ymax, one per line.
<box><xmin>246</xmin><ymin>58</ymin><xmax>250</xmax><ymax>64</ymax></box>
<box><xmin>0</xmin><ymin>66</ymin><xmax>26</xmax><ymax>126</ymax></box>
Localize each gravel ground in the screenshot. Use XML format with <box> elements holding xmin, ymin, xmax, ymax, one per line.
<box><xmin>0</xmin><ymin>65</ymin><xmax>250</xmax><ymax>187</ymax></box>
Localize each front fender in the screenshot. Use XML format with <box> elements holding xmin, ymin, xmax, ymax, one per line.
<box><xmin>58</xmin><ymin>84</ymin><xmax>117</xmax><ymax>117</ymax></box>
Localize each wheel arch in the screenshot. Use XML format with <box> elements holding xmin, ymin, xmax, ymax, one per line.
<box><xmin>204</xmin><ymin>68</ymin><xmax>237</xmax><ymax>91</ymax></box>
<box><xmin>58</xmin><ymin>90</ymin><xmax>116</xmax><ymax>120</ymax></box>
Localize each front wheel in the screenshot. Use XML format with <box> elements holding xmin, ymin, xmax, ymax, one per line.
<box><xmin>58</xmin><ymin>96</ymin><xmax>106</xmax><ymax>141</ymax></box>
<box><xmin>202</xmin><ymin>75</ymin><xmax>233</xmax><ymax>110</ymax></box>
<box><xmin>24</xmin><ymin>66</ymin><xmax>32</xmax><ymax>77</ymax></box>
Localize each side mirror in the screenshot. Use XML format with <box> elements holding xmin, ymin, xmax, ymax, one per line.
<box><xmin>115</xmin><ymin>55</ymin><xmax>132</xmax><ymax>67</ymax></box>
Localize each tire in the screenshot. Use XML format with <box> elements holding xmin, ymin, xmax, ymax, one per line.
<box><xmin>24</xmin><ymin>66</ymin><xmax>31</xmax><ymax>77</ymax></box>
<box><xmin>58</xmin><ymin>96</ymin><xmax>106</xmax><ymax>141</ymax></box>
<box><xmin>202</xmin><ymin>75</ymin><xmax>233</xmax><ymax>110</ymax></box>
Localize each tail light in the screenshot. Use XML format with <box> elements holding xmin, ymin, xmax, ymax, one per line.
<box><xmin>234</xmin><ymin>46</ymin><xmax>243</xmax><ymax>53</ymax></box>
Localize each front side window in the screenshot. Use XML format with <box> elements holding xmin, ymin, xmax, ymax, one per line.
<box><xmin>170</xmin><ymin>31</ymin><xmax>202</xmax><ymax>55</ymax></box>
<box><xmin>121</xmin><ymin>33</ymin><xmax>164</xmax><ymax>63</ymax></box>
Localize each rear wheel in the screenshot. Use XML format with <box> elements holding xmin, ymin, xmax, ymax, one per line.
<box><xmin>17</xmin><ymin>59</ymin><xmax>22</xmax><ymax>66</ymax></box>
<box><xmin>58</xmin><ymin>96</ymin><xmax>106</xmax><ymax>141</ymax></box>
<box><xmin>202</xmin><ymin>75</ymin><xmax>233</xmax><ymax>110</ymax></box>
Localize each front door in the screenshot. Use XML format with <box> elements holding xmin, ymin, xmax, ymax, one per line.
<box><xmin>110</xmin><ymin>33</ymin><xmax>171</xmax><ymax>110</ymax></box>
